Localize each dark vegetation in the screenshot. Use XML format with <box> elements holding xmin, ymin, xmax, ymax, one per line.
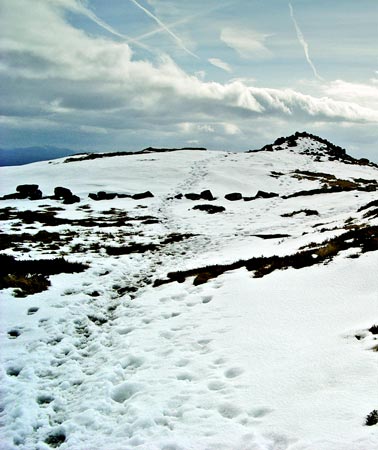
<box><xmin>0</xmin><ymin>254</ymin><xmax>88</xmax><ymax>297</ymax></box>
<box><xmin>281</xmin><ymin>209</ymin><xmax>319</xmax><ymax>217</ymax></box>
<box><xmin>64</xmin><ymin>147</ymin><xmax>206</xmax><ymax>163</ymax></box>
<box><xmin>45</xmin><ymin>433</ymin><xmax>66</xmax><ymax>448</ymax></box>
<box><xmin>153</xmin><ymin>225</ymin><xmax>378</xmax><ymax>287</ymax></box>
<box><xmin>0</xmin><ymin>206</ymin><xmax>158</xmax><ymax>228</ymax></box>
<box><xmin>281</xmin><ymin>170</ymin><xmax>377</xmax><ymax>198</ymax></box>
<box><xmin>365</xmin><ymin>410</ymin><xmax>378</xmax><ymax>426</ymax></box>
<box><xmin>106</xmin><ymin>233</ymin><xmax>195</xmax><ymax>255</ymax></box>
<box><xmin>106</xmin><ymin>242</ymin><xmax>159</xmax><ymax>255</ymax></box>
<box><xmin>0</xmin><ymin>230</ymin><xmax>62</xmax><ymax>251</ymax></box>
<box><xmin>252</xmin><ymin>234</ymin><xmax>290</xmax><ymax>239</ymax></box>
<box><xmin>358</xmin><ymin>199</ymin><xmax>378</xmax><ymax>219</ymax></box>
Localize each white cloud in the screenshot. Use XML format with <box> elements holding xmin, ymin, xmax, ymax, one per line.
<box><xmin>208</xmin><ymin>58</ymin><xmax>232</xmax><ymax>73</ymax></box>
<box><xmin>220</xmin><ymin>27</ymin><xmax>272</xmax><ymax>59</ymax></box>
<box><xmin>322</xmin><ymin>80</ymin><xmax>378</xmax><ymax>109</ymax></box>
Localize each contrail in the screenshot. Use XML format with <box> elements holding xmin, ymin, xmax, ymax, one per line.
<box><xmin>132</xmin><ymin>15</ymin><xmax>195</xmax><ymax>42</ymax></box>
<box><xmin>288</xmin><ymin>3</ymin><xmax>323</xmax><ymax>81</ymax></box>
<box><xmin>127</xmin><ymin>0</ymin><xmax>199</xmax><ymax>58</ymax></box>
<box><xmin>74</xmin><ymin>2</ymin><xmax>153</xmax><ymax>53</ymax></box>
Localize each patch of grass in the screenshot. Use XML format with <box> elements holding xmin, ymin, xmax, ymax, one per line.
<box><xmin>153</xmin><ymin>225</ymin><xmax>378</xmax><ymax>287</ymax></box>
<box><xmin>1</xmin><ymin>274</ymin><xmax>50</xmax><ymax>297</ymax></box>
<box><xmin>161</xmin><ymin>233</ymin><xmax>196</xmax><ymax>245</ymax></box>
<box><xmin>106</xmin><ymin>242</ymin><xmax>159</xmax><ymax>255</ymax></box>
<box><xmin>45</xmin><ymin>433</ymin><xmax>66</xmax><ymax>448</ymax></box>
<box><xmin>0</xmin><ymin>254</ymin><xmax>88</xmax><ymax>296</ymax></box>
<box><xmin>0</xmin><ymin>230</ymin><xmax>62</xmax><ymax>251</ymax></box>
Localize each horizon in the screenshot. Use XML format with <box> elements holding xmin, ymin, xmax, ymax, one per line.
<box><xmin>1</xmin><ymin>0</ymin><xmax>378</xmax><ymax>161</ymax></box>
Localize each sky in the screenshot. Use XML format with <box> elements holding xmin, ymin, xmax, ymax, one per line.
<box><xmin>1</xmin><ymin>0</ymin><xmax>378</xmax><ymax>160</ymax></box>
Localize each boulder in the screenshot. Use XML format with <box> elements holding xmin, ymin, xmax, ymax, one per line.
<box><xmin>174</xmin><ymin>193</ymin><xmax>183</xmax><ymax>199</ymax></box>
<box><xmin>54</xmin><ymin>186</ymin><xmax>72</xmax><ymax>199</ymax></box>
<box><xmin>255</xmin><ymin>191</ymin><xmax>279</xmax><ymax>199</ymax></box>
<box><xmin>193</xmin><ymin>204</ymin><xmax>225</xmax><ymax>214</ymax></box>
<box><xmin>200</xmin><ymin>190</ymin><xmax>215</xmax><ymax>201</ymax></box>
<box><xmin>16</xmin><ymin>184</ymin><xmax>41</xmax><ymax>199</ymax></box>
<box><xmin>185</xmin><ymin>193</ymin><xmax>201</xmax><ymax>201</ymax></box>
<box><xmin>97</xmin><ymin>191</ymin><xmax>117</xmax><ymax>200</ymax></box>
<box><xmin>63</xmin><ymin>195</ymin><xmax>80</xmax><ymax>204</ymax></box>
<box><xmin>88</xmin><ymin>193</ymin><xmax>98</xmax><ymax>201</ymax></box>
<box><xmin>132</xmin><ymin>191</ymin><xmax>154</xmax><ymax>200</ymax></box>
<box><xmin>225</xmin><ymin>192</ymin><xmax>242</xmax><ymax>201</ymax></box>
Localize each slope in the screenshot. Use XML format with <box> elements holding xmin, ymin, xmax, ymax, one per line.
<box><xmin>0</xmin><ymin>135</ymin><xmax>377</xmax><ymax>450</ymax></box>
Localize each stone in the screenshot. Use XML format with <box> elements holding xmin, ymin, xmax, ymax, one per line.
<box><xmin>200</xmin><ymin>190</ymin><xmax>215</xmax><ymax>201</ymax></box>
<box><xmin>193</xmin><ymin>204</ymin><xmax>225</xmax><ymax>214</ymax></box>
<box><xmin>225</xmin><ymin>192</ymin><xmax>242</xmax><ymax>201</ymax></box>
<box><xmin>185</xmin><ymin>193</ymin><xmax>201</xmax><ymax>200</ymax></box>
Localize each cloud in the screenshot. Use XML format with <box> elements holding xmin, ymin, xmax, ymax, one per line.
<box><xmin>288</xmin><ymin>3</ymin><xmax>323</xmax><ymax>81</ymax></box>
<box><xmin>208</xmin><ymin>58</ymin><xmax>232</xmax><ymax>73</ymax></box>
<box><xmin>220</xmin><ymin>27</ymin><xmax>271</xmax><ymax>59</ymax></box>
<box><xmin>127</xmin><ymin>0</ymin><xmax>198</xmax><ymax>58</ymax></box>
<box><xmin>322</xmin><ymin>80</ymin><xmax>378</xmax><ymax>109</ymax></box>
<box><xmin>1</xmin><ymin>0</ymin><xmax>378</xmax><ymax>155</ymax></box>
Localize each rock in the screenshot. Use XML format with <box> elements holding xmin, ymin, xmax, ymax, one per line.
<box><xmin>132</xmin><ymin>191</ymin><xmax>154</xmax><ymax>200</ymax></box>
<box><xmin>193</xmin><ymin>204</ymin><xmax>225</xmax><ymax>214</ymax></box>
<box><xmin>185</xmin><ymin>193</ymin><xmax>201</xmax><ymax>200</ymax></box>
<box><xmin>243</xmin><ymin>196</ymin><xmax>255</xmax><ymax>202</ymax></box>
<box><xmin>255</xmin><ymin>191</ymin><xmax>279</xmax><ymax>199</ymax></box>
<box><xmin>225</xmin><ymin>192</ymin><xmax>242</xmax><ymax>201</ymax></box>
<box><xmin>117</xmin><ymin>194</ymin><xmax>132</xmax><ymax>199</ymax></box>
<box><xmin>174</xmin><ymin>193</ymin><xmax>183</xmax><ymax>199</ymax></box>
<box><xmin>54</xmin><ymin>186</ymin><xmax>80</xmax><ymax>203</ymax></box>
<box><xmin>63</xmin><ymin>194</ymin><xmax>80</xmax><ymax>204</ymax></box>
<box><xmin>16</xmin><ymin>184</ymin><xmax>41</xmax><ymax>199</ymax></box>
<box><xmin>88</xmin><ymin>193</ymin><xmax>98</xmax><ymax>201</ymax></box>
<box><xmin>29</xmin><ymin>189</ymin><xmax>43</xmax><ymax>200</ymax></box>
<box><xmin>200</xmin><ymin>190</ymin><xmax>215</xmax><ymax>201</ymax></box>
<box><xmin>54</xmin><ymin>186</ymin><xmax>72</xmax><ymax>199</ymax></box>
<box><xmin>97</xmin><ymin>191</ymin><xmax>117</xmax><ymax>200</ymax></box>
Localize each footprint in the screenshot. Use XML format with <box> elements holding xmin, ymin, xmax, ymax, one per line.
<box><xmin>111</xmin><ymin>382</ymin><xmax>141</xmax><ymax>403</ymax></box>
<box><xmin>248</xmin><ymin>407</ymin><xmax>273</xmax><ymax>418</ymax></box>
<box><xmin>175</xmin><ymin>358</ymin><xmax>189</xmax><ymax>367</ymax></box>
<box><xmin>202</xmin><ymin>295</ymin><xmax>212</xmax><ymax>304</ymax></box>
<box><xmin>207</xmin><ymin>380</ymin><xmax>226</xmax><ymax>391</ymax></box>
<box><xmin>198</xmin><ymin>339</ymin><xmax>212</xmax><ymax>345</ymax></box>
<box><xmin>37</xmin><ymin>394</ymin><xmax>54</xmax><ymax>405</ymax></box>
<box><xmin>224</xmin><ymin>367</ymin><xmax>244</xmax><ymax>378</ymax></box>
<box><xmin>27</xmin><ymin>307</ymin><xmax>39</xmax><ymax>315</ymax></box>
<box><xmin>176</xmin><ymin>372</ymin><xmax>194</xmax><ymax>381</ymax></box>
<box><xmin>218</xmin><ymin>402</ymin><xmax>242</xmax><ymax>419</ymax></box>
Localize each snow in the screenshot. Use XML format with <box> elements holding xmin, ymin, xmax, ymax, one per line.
<box><xmin>0</xmin><ymin>142</ymin><xmax>377</xmax><ymax>449</ymax></box>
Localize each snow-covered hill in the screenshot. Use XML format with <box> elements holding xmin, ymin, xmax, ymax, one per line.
<box><xmin>0</xmin><ymin>133</ymin><xmax>377</xmax><ymax>450</ymax></box>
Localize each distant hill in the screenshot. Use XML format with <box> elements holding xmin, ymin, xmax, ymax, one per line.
<box><xmin>0</xmin><ymin>146</ymin><xmax>78</xmax><ymax>166</ymax></box>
